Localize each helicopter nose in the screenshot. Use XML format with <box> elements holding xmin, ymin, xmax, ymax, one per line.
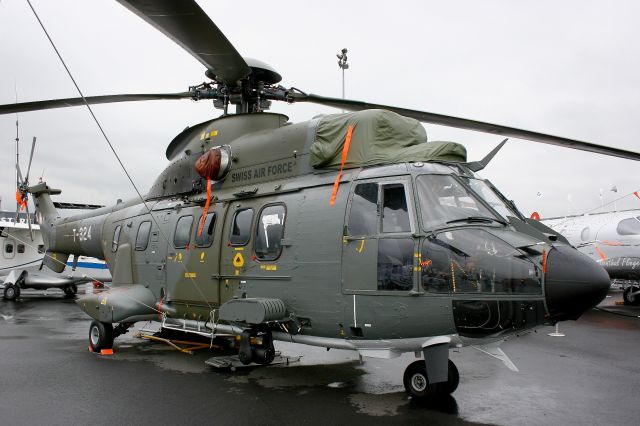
<box><xmin>544</xmin><ymin>245</ymin><xmax>610</xmax><ymax>321</ymax></box>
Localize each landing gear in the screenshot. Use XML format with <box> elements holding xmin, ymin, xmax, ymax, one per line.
<box><xmin>63</xmin><ymin>284</ymin><xmax>78</xmax><ymax>298</ymax></box>
<box><xmin>89</xmin><ymin>321</ymin><xmax>114</xmax><ymax>352</ymax></box>
<box><xmin>403</xmin><ymin>359</ymin><xmax>459</xmax><ymax>400</ymax></box>
<box><xmin>88</xmin><ymin>321</ymin><xmax>133</xmax><ymax>353</ymax></box>
<box><xmin>238</xmin><ymin>329</ymin><xmax>275</xmax><ymax>365</ymax></box>
<box><xmin>3</xmin><ymin>284</ymin><xmax>20</xmax><ymax>301</ymax></box>
<box><xmin>623</xmin><ymin>285</ymin><xmax>640</xmax><ymax>306</ymax></box>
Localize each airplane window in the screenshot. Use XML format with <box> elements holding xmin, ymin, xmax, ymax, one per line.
<box><xmin>377</xmin><ymin>238</ymin><xmax>414</xmax><ymax>291</ymax></box>
<box><xmin>255</xmin><ymin>205</ymin><xmax>286</xmax><ymax>260</ymax></box>
<box><xmin>17</xmin><ymin>244</ymin><xmax>25</xmax><ymax>254</ymax></box>
<box><xmin>196</xmin><ymin>213</ymin><xmax>216</xmax><ymax>248</ymax></box>
<box><xmin>581</xmin><ymin>227</ymin><xmax>591</xmax><ymax>242</ymax></box>
<box><xmin>416</xmin><ymin>175</ymin><xmax>497</xmax><ymax>230</ymax></box>
<box><xmin>174</xmin><ymin>215</ymin><xmax>194</xmax><ymax>249</ymax></box>
<box><xmin>421</xmin><ymin>228</ymin><xmax>542</xmax><ymax>295</ymax></box>
<box><xmin>617</xmin><ymin>217</ymin><xmax>640</xmax><ymax>235</ymax></box>
<box><xmin>382</xmin><ymin>184</ymin><xmax>411</xmax><ymax>233</ymax></box>
<box><xmin>230</xmin><ymin>209</ymin><xmax>253</xmax><ymax>246</ymax></box>
<box><xmin>135</xmin><ymin>221</ymin><xmax>152</xmax><ymax>251</ymax></box>
<box><xmin>348</xmin><ymin>182</ymin><xmax>378</xmax><ymax>236</ymax></box>
<box><xmin>112</xmin><ymin>225</ymin><xmax>121</xmax><ymax>252</ymax></box>
<box><xmin>5</xmin><ymin>243</ymin><xmax>14</xmax><ymax>254</ymax></box>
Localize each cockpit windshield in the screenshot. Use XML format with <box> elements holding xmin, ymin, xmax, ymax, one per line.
<box><xmin>463</xmin><ymin>178</ymin><xmax>520</xmax><ymax>219</ymax></box>
<box><xmin>416</xmin><ymin>174</ymin><xmax>501</xmax><ymax>230</ymax></box>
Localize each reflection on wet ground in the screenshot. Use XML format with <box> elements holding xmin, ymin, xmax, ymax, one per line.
<box><xmin>0</xmin><ymin>289</ymin><xmax>638</xmax><ymax>425</ymax></box>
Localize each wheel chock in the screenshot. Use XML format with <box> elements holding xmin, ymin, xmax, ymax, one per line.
<box><xmin>100</xmin><ymin>349</ymin><xmax>114</xmax><ymax>355</ymax></box>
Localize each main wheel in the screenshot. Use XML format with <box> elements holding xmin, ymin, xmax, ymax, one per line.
<box><xmin>403</xmin><ymin>359</ymin><xmax>459</xmax><ymax>400</ymax></box>
<box><xmin>623</xmin><ymin>286</ymin><xmax>640</xmax><ymax>306</ymax></box>
<box><xmin>3</xmin><ymin>284</ymin><xmax>20</xmax><ymax>301</ymax></box>
<box><xmin>89</xmin><ymin>321</ymin><xmax>114</xmax><ymax>353</ymax></box>
<box><xmin>63</xmin><ymin>284</ymin><xmax>78</xmax><ymax>297</ymax></box>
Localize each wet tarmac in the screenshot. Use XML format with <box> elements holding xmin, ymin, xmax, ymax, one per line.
<box><xmin>0</xmin><ymin>288</ymin><xmax>639</xmax><ymax>425</ymax></box>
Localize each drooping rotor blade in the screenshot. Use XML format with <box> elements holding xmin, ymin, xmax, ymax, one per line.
<box><xmin>25</xmin><ymin>137</ymin><xmax>37</xmax><ymax>183</ymax></box>
<box><xmin>117</xmin><ymin>0</ymin><xmax>251</xmax><ymax>85</ymax></box>
<box><xmin>296</xmin><ymin>93</ymin><xmax>640</xmax><ymax>162</ymax></box>
<box><xmin>0</xmin><ymin>93</ymin><xmax>194</xmax><ymax>115</ymax></box>
<box><xmin>16</xmin><ymin>163</ymin><xmax>24</xmax><ymax>183</ymax></box>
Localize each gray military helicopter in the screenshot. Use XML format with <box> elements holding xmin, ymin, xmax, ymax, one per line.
<box><xmin>2</xmin><ymin>0</ymin><xmax>639</xmax><ymax>400</ymax></box>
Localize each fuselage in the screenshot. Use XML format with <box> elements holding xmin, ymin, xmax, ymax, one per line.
<box><xmin>31</xmin><ymin>111</ymin><xmax>610</xmax><ymax>353</ymax></box>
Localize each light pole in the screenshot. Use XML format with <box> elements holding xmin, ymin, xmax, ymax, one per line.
<box><xmin>337</xmin><ymin>48</ymin><xmax>349</xmax><ymax>110</ymax></box>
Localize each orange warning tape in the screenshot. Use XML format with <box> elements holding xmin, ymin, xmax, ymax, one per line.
<box><xmin>542</xmin><ymin>249</ymin><xmax>548</xmax><ymax>274</ymax></box>
<box><xmin>198</xmin><ymin>179</ymin><xmax>213</xmax><ymax>236</ymax></box>
<box><xmin>594</xmin><ymin>245</ymin><xmax>607</xmax><ymax>261</ymax></box>
<box><xmin>329</xmin><ymin>125</ymin><xmax>355</xmax><ymax>207</ymax></box>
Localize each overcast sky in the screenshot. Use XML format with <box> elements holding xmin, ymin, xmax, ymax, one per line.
<box><xmin>1</xmin><ymin>0</ymin><xmax>639</xmax><ymax>218</ymax></box>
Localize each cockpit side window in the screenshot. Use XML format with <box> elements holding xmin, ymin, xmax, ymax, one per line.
<box><xmin>617</xmin><ymin>217</ymin><xmax>640</xmax><ymax>235</ymax></box>
<box><xmin>382</xmin><ymin>184</ymin><xmax>411</xmax><ymax>233</ymax></box>
<box><xmin>347</xmin><ymin>183</ymin><xmax>378</xmax><ymax>236</ymax></box>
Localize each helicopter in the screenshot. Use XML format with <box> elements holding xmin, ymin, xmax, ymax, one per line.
<box><xmin>2</xmin><ymin>0</ymin><xmax>639</xmax><ymax>400</ymax></box>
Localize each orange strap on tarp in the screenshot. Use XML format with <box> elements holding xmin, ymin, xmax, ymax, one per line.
<box><xmin>542</xmin><ymin>249</ymin><xmax>548</xmax><ymax>274</ymax></box>
<box><xmin>329</xmin><ymin>125</ymin><xmax>355</xmax><ymax>207</ymax></box>
<box><xmin>198</xmin><ymin>179</ymin><xmax>212</xmax><ymax>236</ymax></box>
<box><xmin>634</xmin><ymin>191</ymin><xmax>640</xmax><ymax>200</ymax></box>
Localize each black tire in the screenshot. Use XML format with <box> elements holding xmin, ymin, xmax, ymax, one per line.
<box><xmin>3</xmin><ymin>284</ymin><xmax>20</xmax><ymax>301</ymax></box>
<box><xmin>623</xmin><ymin>286</ymin><xmax>640</xmax><ymax>306</ymax></box>
<box><xmin>403</xmin><ymin>359</ymin><xmax>459</xmax><ymax>400</ymax></box>
<box><xmin>63</xmin><ymin>284</ymin><xmax>78</xmax><ymax>297</ymax></box>
<box><xmin>89</xmin><ymin>321</ymin><xmax>114</xmax><ymax>353</ymax></box>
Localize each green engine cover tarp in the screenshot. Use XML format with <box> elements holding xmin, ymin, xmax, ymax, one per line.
<box><xmin>309</xmin><ymin>109</ymin><xmax>467</xmax><ymax>169</ymax></box>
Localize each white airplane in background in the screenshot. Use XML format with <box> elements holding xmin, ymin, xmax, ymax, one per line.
<box><xmin>0</xmin><ymin>210</ymin><xmax>111</xmax><ymax>300</ymax></box>
<box><xmin>542</xmin><ymin>209</ymin><xmax>640</xmax><ymax>306</ymax></box>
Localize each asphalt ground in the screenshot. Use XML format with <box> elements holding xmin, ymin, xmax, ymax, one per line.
<box><xmin>0</xmin><ymin>288</ymin><xmax>638</xmax><ymax>426</ymax></box>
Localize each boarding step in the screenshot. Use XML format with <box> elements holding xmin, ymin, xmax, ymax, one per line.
<box><xmin>205</xmin><ymin>352</ymin><xmax>300</xmax><ymax>371</ymax></box>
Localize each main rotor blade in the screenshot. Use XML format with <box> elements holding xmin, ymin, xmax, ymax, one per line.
<box><xmin>117</xmin><ymin>0</ymin><xmax>251</xmax><ymax>85</ymax></box>
<box><xmin>0</xmin><ymin>93</ymin><xmax>194</xmax><ymax>115</ymax></box>
<box><xmin>26</xmin><ymin>137</ymin><xmax>37</xmax><ymax>183</ymax></box>
<box><xmin>16</xmin><ymin>163</ymin><xmax>24</xmax><ymax>183</ymax></box>
<box><xmin>299</xmin><ymin>93</ymin><xmax>640</xmax><ymax>162</ymax></box>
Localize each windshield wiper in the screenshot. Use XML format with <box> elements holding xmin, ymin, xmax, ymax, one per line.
<box><xmin>445</xmin><ymin>216</ymin><xmax>507</xmax><ymax>226</ymax></box>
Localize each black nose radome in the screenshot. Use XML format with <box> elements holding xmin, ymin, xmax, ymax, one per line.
<box><xmin>545</xmin><ymin>245</ymin><xmax>611</xmax><ymax>321</ymax></box>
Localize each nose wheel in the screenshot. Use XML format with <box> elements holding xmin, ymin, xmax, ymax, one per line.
<box><xmin>623</xmin><ymin>285</ymin><xmax>640</xmax><ymax>306</ymax></box>
<box><xmin>3</xmin><ymin>283</ymin><xmax>20</xmax><ymax>301</ymax></box>
<box><xmin>63</xmin><ymin>284</ymin><xmax>78</xmax><ymax>298</ymax></box>
<box><xmin>403</xmin><ymin>359</ymin><xmax>459</xmax><ymax>400</ymax></box>
<box><xmin>89</xmin><ymin>321</ymin><xmax>114</xmax><ymax>352</ymax></box>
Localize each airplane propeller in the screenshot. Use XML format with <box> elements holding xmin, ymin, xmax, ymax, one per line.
<box><xmin>0</xmin><ymin>0</ymin><xmax>639</xmax><ymax>163</ymax></box>
<box><xmin>15</xmin><ymin>136</ymin><xmax>37</xmax><ymax>241</ymax></box>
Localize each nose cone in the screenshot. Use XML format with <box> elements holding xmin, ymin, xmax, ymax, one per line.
<box><xmin>545</xmin><ymin>245</ymin><xmax>610</xmax><ymax>321</ymax></box>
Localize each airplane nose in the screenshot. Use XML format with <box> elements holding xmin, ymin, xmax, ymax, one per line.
<box><xmin>545</xmin><ymin>245</ymin><xmax>610</xmax><ymax>321</ymax></box>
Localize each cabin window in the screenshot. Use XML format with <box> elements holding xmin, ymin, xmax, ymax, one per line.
<box><xmin>17</xmin><ymin>244</ymin><xmax>25</xmax><ymax>254</ymax></box>
<box><xmin>174</xmin><ymin>215</ymin><xmax>194</xmax><ymax>249</ymax></box>
<box><xmin>617</xmin><ymin>217</ymin><xmax>640</xmax><ymax>235</ymax></box>
<box><xmin>382</xmin><ymin>184</ymin><xmax>411</xmax><ymax>233</ymax></box>
<box><xmin>377</xmin><ymin>238</ymin><xmax>414</xmax><ymax>290</ymax></box>
<box><xmin>255</xmin><ymin>205</ymin><xmax>286</xmax><ymax>261</ymax></box>
<box><xmin>37</xmin><ymin>244</ymin><xmax>45</xmax><ymax>254</ymax></box>
<box><xmin>5</xmin><ymin>243</ymin><xmax>14</xmax><ymax>254</ymax></box>
<box><xmin>111</xmin><ymin>225</ymin><xmax>121</xmax><ymax>252</ymax></box>
<box><xmin>135</xmin><ymin>221</ymin><xmax>152</xmax><ymax>251</ymax></box>
<box><xmin>348</xmin><ymin>182</ymin><xmax>378</xmax><ymax>236</ymax></box>
<box><xmin>196</xmin><ymin>213</ymin><xmax>216</xmax><ymax>248</ymax></box>
<box><xmin>230</xmin><ymin>209</ymin><xmax>253</xmax><ymax>246</ymax></box>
